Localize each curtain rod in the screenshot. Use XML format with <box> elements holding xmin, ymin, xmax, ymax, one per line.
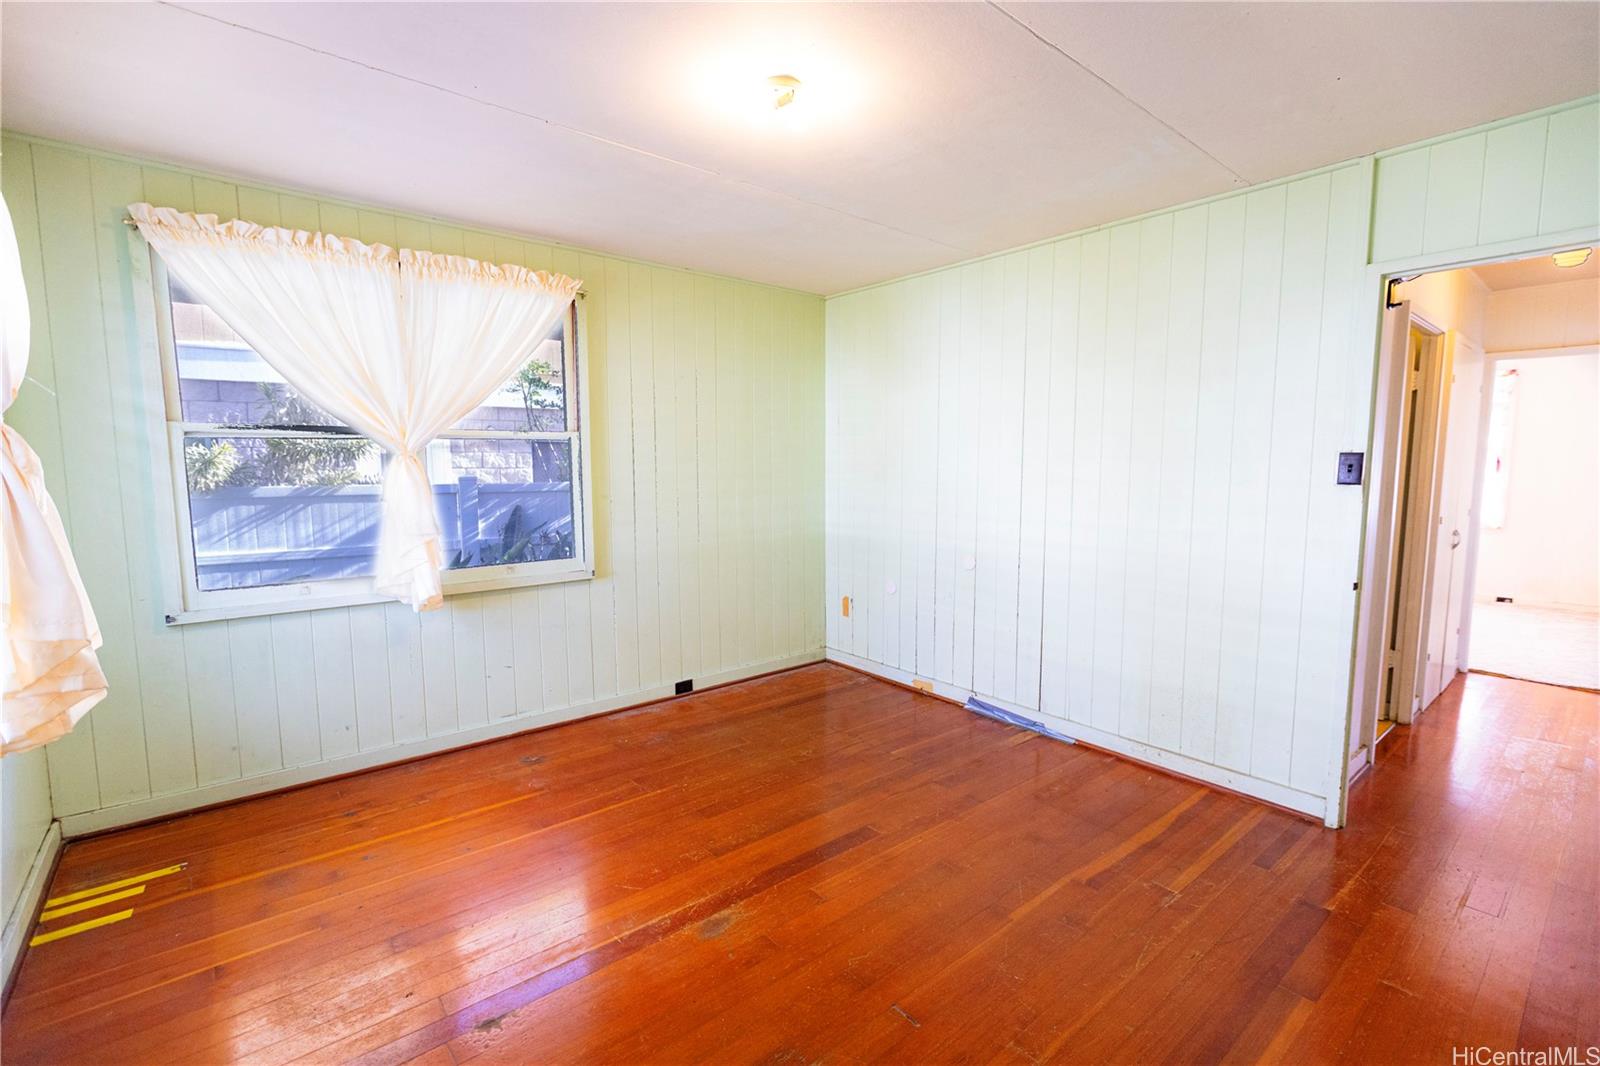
<box><xmin>121</xmin><ymin>217</ymin><xmax>586</xmax><ymax>296</ymax></box>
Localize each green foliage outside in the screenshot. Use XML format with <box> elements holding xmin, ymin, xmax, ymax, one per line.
<box><xmin>513</xmin><ymin>357</ymin><xmax>562</xmax><ymax>429</ymax></box>
<box><xmin>184</xmin><ymin>384</ymin><xmax>378</xmax><ymax>492</ymax></box>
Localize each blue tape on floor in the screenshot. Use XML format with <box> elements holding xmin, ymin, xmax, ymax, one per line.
<box><xmin>964</xmin><ymin>697</ymin><xmax>1076</xmax><ymax>744</ymax></box>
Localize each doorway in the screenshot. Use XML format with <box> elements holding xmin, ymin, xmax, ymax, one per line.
<box><xmin>1381</xmin><ymin>322</ymin><xmax>1449</xmax><ymax>728</ymax></box>
<box><xmin>1467</xmin><ymin>345</ymin><xmax>1600</xmax><ymax>690</ymax></box>
<box><xmin>1350</xmin><ymin>243</ymin><xmax>1600</xmax><ymax>778</ymax></box>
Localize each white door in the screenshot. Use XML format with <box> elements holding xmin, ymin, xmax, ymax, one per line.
<box><xmin>1421</xmin><ymin>335</ymin><xmax>1487</xmax><ymax>709</ymax></box>
<box><xmin>1353</xmin><ymin>303</ymin><xmax>1414</xmax><ymax>761</ymax></box>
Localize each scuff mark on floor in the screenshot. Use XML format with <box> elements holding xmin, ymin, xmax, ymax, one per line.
<box><xmin>890</xmin><ymin>1004</ymin><xmax>921</xmax><ymax>1028</ymax></box>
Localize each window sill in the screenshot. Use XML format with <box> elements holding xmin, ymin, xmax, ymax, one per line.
<box><xmin>163</xmin><ymin>563</ymin><xmax>595</xmax><ymax>626</ymax></box>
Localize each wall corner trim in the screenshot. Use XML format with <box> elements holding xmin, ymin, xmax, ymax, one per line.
<box><xmin>2</xmin><ymin>820</ymin><xmax>64</xmax><ymax>1003</ymax></box>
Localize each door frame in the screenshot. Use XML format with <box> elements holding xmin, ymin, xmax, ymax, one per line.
<box><xmin>1329</xmin><ymin>224</ymin><xmax>1600</xmax><ymax>828</ymax></box>
<box><xmin>1389</xmin><ymin>319</ymin><xmax>1451</xmax><ymax>727</ymax></box>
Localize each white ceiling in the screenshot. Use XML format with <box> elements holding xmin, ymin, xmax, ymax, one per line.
<box><xmin>1473</xmin><ymin>250</ymin><xmax>1599</xmax><ymax>291</ymax></box>
<box><xmin>3</xmin><ymin>2</ymin><xmax>1597</xmax><ymax>294</ymax></box>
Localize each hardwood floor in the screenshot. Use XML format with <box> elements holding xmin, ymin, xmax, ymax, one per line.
<box><xmin>3</xmin><ymin>664</ymin><xmax>1595</xmax><ymax>1064</ymax></box>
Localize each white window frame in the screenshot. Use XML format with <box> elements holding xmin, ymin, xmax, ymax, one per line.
<box><xmin>151</xmin><ymin>255</ymin><xmax>595</xmax><ymax>625</ymax></box>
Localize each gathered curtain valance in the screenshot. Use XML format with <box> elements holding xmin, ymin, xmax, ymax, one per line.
<box><xmin>3</xmin><ymin>191</ymin><xmax>109</xmax><ymax>756</ymax></box>
<box><xmin>128</xmin><ymin>203</ymin><xmax>582</xmax><ymax>611</ymax></box>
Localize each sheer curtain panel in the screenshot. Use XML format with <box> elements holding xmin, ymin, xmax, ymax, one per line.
<box><xmin>128</xmin><ymin>204</ymin><xmax>581</xmax><ymax>610</ymax></box>
<box><xmin>2</xmin><ymin>190</ymin><xmax>109</xmax><ymax>756</ymax></box>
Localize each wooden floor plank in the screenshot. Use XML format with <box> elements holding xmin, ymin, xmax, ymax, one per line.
<box><xmin>4</xmin><ymin>664</ymin><xmax>1595</xmax><ymax>1064</ymax></box>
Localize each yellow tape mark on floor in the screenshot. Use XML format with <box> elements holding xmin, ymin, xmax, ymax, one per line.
<box><xmin>45</xmin><ymin>864</ymin><xmax>185</xmax><ymax>907</ymax></box>
<box><xmin>29</xmin><ymin>909</ymin><xmax>134</xmax><ymax>946</ymax></box>
<box><xmin>39</xmin><ymin>884</ymin><xmax>146</xmax><ymax>922</ymax></box>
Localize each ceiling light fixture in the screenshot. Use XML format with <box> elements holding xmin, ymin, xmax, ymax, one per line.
<box><xmin>1552</xmin><ymin>247</ymin><xmax>1593</xmax><ymax>268</ymax></box>
<box><xmin>768</xmin><ymin>74</ymin><xmax>801</xmax><ymax>110</ymax></box>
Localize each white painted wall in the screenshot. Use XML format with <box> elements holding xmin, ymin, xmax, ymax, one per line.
<box><xmin>1475</xmin><ymin>351</ymin><xmax>1600</xmax><ymax>609</ymax></box>
<box><xmin>1485</xmin><ymin>277</ymin><xmax>1600</xmax><ymax>351</ymax></box>
<box><xmin>827</xmin><ymin>97</ymin><xmax>1600</xmax><ymax>821</ymax></box>
<box><xmin>4</xmin><ymin>134</ymin><xmax>826</xmax><ymax>834</ymax></box>
<box><xmin>1397</xmin><ymin>268</ymin><xmax>1489</xmax><ymax>341</ymax></box>
<box><xmin>1</xmin><ymin>749</ymin><xmax>52</xmax><ymax>930</ymax></box>
<box><xmin>827</xmin><ymin>164</ymin><xmax>1373</xmax><ymax>817</ymax></box>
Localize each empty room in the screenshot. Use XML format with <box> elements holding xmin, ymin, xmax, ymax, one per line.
<box><xmin>1</xmin><ymin>3</ymin><xmax>1597</xmax><ymax>1064</ymax></box>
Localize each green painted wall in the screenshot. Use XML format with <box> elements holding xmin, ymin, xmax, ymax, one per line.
<box><xmin>2</xmin><ymin>133</ymin><xmax>826</xmax><ymax>832</ymax></box>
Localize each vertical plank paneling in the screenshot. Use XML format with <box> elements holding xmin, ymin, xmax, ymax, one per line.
<box><xmin>970</xmin><ymin>258</ymin><xmax>1006</xmax><ymax>697</ymax></box>
<box><xmin>819</xmin><ymin>99</ymin><xmax>1596</xmax><ymax>818</ymax></box>
<box><xmin>1091</xmin><ymin>224</ymin><xmax>1139</xmax><ymax>734</ymax></box>
<box><xmin>629</xmin><ymin>264</ymin><xmax>662</xmax><ymax>687</ymax></box>
<box><xmin>673</xmin><ymin>270</ymin><xmax>702</xmax><ymax>682</ymax></box>
<box><xmin>1118</xmin><ymin>214</ymin><xmax>1174</xmax><ymax>743</ymax></box>
<box><xmin>510</xmin><ymin>589</ymin><xmax>544</xmax><ymax>716</ymax></box>
<box><xmin>183</xmin><ymin>624</ymin><xmax>239</xmax><ymax>786</ymax></box>
<box><xmin>1539</xmin><ymin>100</ymin><xmax>1600</xmax><ymax>235</ymax></box>
<box><xmin>385</xmin><ymin>604</ymin><xmax>427</xmax><ymax>743</ymax></box>
<box><xmin>990</xmin><ymin>253</ymin><xmax>1028</xmax><ymax>703</ymax></box>
<box><xmin>1012</xmin><ymin>248</ymin><xmax>1054</xmax><ymax>706</ymax></box>
<box><xmin>1478</xmin><ymin>117</ymin><xmax>1548</xmax><ymax>244</ymax></box>
<box><xmin>1291</xmin><ymin>164</ymin><xmax>1369</xmax><ymax>795</ymax></box>
<box><xmin>11</xmin><ymin>136</ymin><xmax>826</xmax><ymax>827</ymax></box>
<box><xmin>1065</xmin><ymin>230</ymin><xmax>1109</xmax><ymax>726</ymax></box>
<box><xmin>347</xmin><ymin>604</ymin><xmax>394</xmax><ymax>748</ymax></box>
<box><xmin>929</xmin><ymin>272</ymin><xmax>960</xmax><ymax>682</ymax></box>
<box><xmin>716</xmin><ymin>278</ymin><xmax>746</xmax><ymax>670</ymax></box>
<box><xmin>479</xmin><ymin>593</ymin><xmax>517</xmax><ymax>719</ymax></box>
<box><xmin>605</xmin><ymin>258</ymin><xmax>641</xmax><ymax>695</ymax></box>
<box><xmin>579</xmin><ymin>250</ymin><xmax>621</xmax><ymax>700</ymax></box>
<box><xmin>1147</xmin><ymin>206</ymin><xmax>1207</xmax><ymax>753</ymax></box>
<box><xmin>31</xmin><ymin>145</ymin><xmax>146</xmax><ymax>809</ymax></box>
<box><xmin>270</xmin><ymin>613</ymin><xmax>323</xmax><ymax>766</ymax></box>
<box><xmin>1370</xmin><ymin>146</ymin><xmax>1429</xmax><ymax>262</ymax></box>
<box><xmin>88</xmin><ymin>153</ymin><xmax>199</xmax><ymax>798</ymax></box>
<box><xmin>310</xmin><ymin>609</ymin><xmax>359</xmax><ymax>760</ymax></box>
<box><xmin>1214</xmin><ymin>185</ymin><xmax>1287</xmax><ymax>775</ymax></box>
<box><xmin>1421</xmin><ymin>133</ymin><xmax>1486</xmax><ymax>254</ymax></box>
<box><xmin>1180</xmin><ymin>197</ymin><xmax>1246</xmax><ymax>764</ymax></box>
<box><xmin>909</xmin><ymin>275</ymin><xmax>940</xmax><ymax>677</ymax></box>
<box><xmin>881</xmin><ymin>284</ymin><xmax>905</xmax><ymax>672</ymax></box>
<box><xmin>650</xmin><ymin>267</ymin><xmax>683</xmax><ymax>685</ymax></box>
<box><xmin>228</xmin><ymin>617</ymin><xmax>282</xmax><ymax>777</ymax></box>
<box><xmin>1037</xmin><ymin>238</ymin><xmax>1081</xmax><ymax>720</ymax></box>
<box><xmin>753</xmin><ymin>286</ymin><xmax>779</xmax><ymax>669</ymax></box>
<box><xmin>693</xmin><ymin>274</ymin><xmax>722</xmax><ymax>675</ymax></box>
<box><xmin>537</xmin><ymin>586</ymin><xmax>570</xmax><ymax>710</ymax></box>
<box><xmin>1251</xmin><ymin>175</ymin><xmax>1331</xmax><ymax>784</ymax></box>
<box><xmin>451</xmin><ymin>597</ymin><xmax>488</xmax><ymax>730</ymax></box>
<box><xmin>419</xmin><ymin>606</ymin><xmax>458</xmax><ymax>736</ymax></box>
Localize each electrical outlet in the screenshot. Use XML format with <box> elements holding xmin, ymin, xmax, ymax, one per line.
<box><xmin>1337</xmin><ymin>452</ymin><xmax>1364</xmax><ymax>485</ymax></box>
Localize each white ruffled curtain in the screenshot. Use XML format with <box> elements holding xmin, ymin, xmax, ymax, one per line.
<box><xmin>2</xmin><ymin>191</ymin><xmax>109</xmax><ymax>756</ymax></box>
<box><xmin>128</xmin><ymin>204</ymin><xmax>580</xmax><ymax>611</ymax></box>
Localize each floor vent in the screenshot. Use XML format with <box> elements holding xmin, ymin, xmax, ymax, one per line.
<box><xmin>675</xmin><ymin>679</ymin><xmax>694</xmax><ymax>695</ymax></box>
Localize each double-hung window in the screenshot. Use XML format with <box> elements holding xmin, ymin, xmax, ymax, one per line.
<box><xmin>155</xmin><ymin>261</ymin><xmax>591</xmax><ymax>622</ymax></box>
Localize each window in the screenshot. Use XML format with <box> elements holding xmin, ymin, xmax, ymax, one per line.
<box><xmin>157</xmin><ymin>266</ymin><xmax>590</xmax><ymax>620</ymax></box>
<box><xmin>1480</xmin><ymin>365</ymin><xmax>1519</xmax><ymax>530</ymax></box>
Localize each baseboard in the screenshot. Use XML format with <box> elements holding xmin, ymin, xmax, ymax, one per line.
<box><xmin>2</xmin><ymin>820</ymin><xmax>62</xmax><ymax>1003</ymax></box>
<box><xmin>826</xmin><ymin>649</ymin><xmax>1328</xmax><ymax>822</ymax></box>
<box><xmin>59</xmin><ymin>650</ymin><xmax>825</xmax><ymax>838</ymax></box>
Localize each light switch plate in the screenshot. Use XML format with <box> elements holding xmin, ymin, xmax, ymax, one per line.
<box><xmin>1337</xmin><ymin>452</ymin><xmax>1364</xmax><ymax>485</ymax></box>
